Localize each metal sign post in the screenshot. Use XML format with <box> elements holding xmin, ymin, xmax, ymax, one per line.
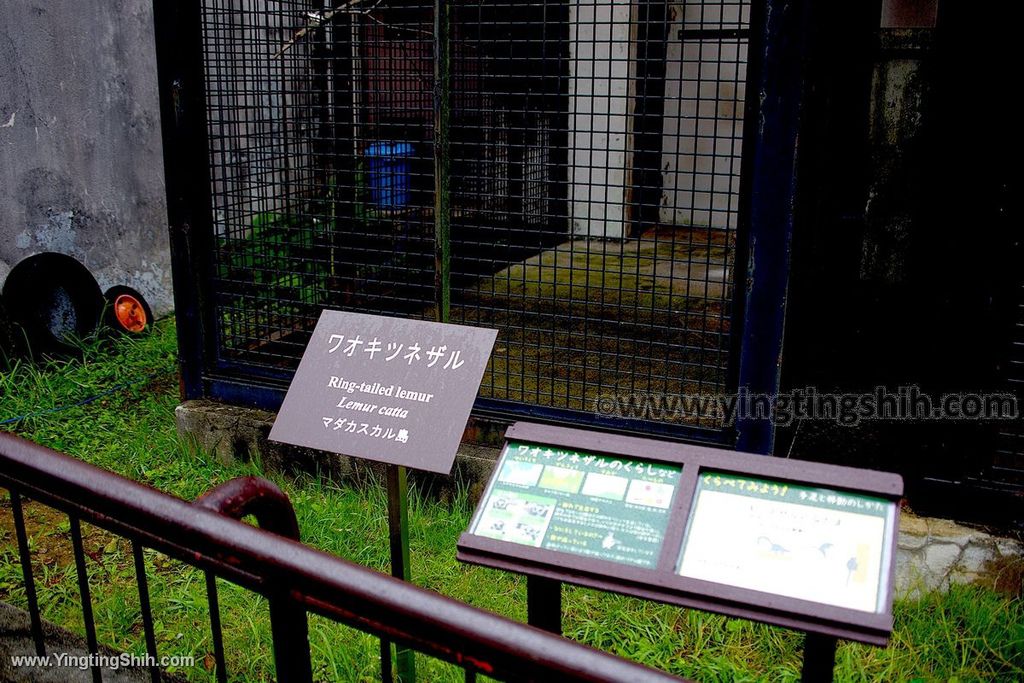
<box><xmin>385</xmin><ymin>464</ymin><xmax>415</xmax><ymax>682</ymax></box>
<box><xmin>271</xmin><ymin>310</ymin><xmax>496</xmax><ymax>683</ymax></box>
<box><xmin>801</xmin><ymin>633</ymin><xmax>839</xmax><ymax>683</ymax></box>
<box><xmin>526</xmin><ymin>575</ymin><xmax>562</xmax><ymax>635</ymax></box>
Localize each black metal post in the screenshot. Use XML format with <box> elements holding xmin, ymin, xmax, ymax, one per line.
<box><xmin>10</xmin><ymin>492</ymin><xmax>44</xmax><ymax>656</ymax></box>
<box><xmin>433</xmin><ymin>0</ymin><xmax>450</xmax><ymax>324</ymax></box>
<box><xmin>150</xmin><ymin>0</ymin><xmax>218</xmax><ymax>401</ymax></box>
<box><xmin>732</xmin><ymin>0</ymin><xmax>810</xmax><ymax>454</ymax></box>
<box><xmin>132</xmin><ymin>542</ymin><xmax>161</xmax><ymax>683</ymax></box>
<box><xmin>386</xmin><ymin>464</ymin><xmax>416</xmax><ymax>682</ymax></box>
<box><xmin>800</xmin><ymin>632</ymin><xmax>838</xmax><ymax>683</ymax></box>
<box><xmin>205</xmin><ymin>572</ymin><xmax>228</xmax><ymax>683</ymax></box>
<box><xmin>69</xmin><ymin>516</ymin><xmax>101</xmax><ymax>683</ymax></box>
<box><xmin>526</xmin><ymin>576</ymin><xmax>562</xmax><ymax>635</ymax></box>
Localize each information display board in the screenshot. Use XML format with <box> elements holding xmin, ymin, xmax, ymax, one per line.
<box><xmin>457</xmin><ymin>422</ymin><xmax>904</xmax><ymax>646</ymax></box>
<box><xmin>678</xmin><ymin>472</ymin><xmax>894</xmax><ymax>613</ymax></box>
<box><xmin>270</xmin><ymin>310</ymin><xmax>497</xmax><ymax>473</ymax></box>
<box><xmin>471</xmin><ymin>441</ymin><xmax>682</xmax><ymax>568</ymax></box>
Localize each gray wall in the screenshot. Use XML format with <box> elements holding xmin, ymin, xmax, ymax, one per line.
<box><xmin>0</xmin><ymin>0</ymin><xmax>172</xmax><ymax>315</ymax></box>
<box><xmin>660</xmin><ymin>0</ymin><xmax>748</xmax><ymax>230</ymax></box>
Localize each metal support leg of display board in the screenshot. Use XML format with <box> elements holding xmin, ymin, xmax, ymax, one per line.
<box><xmin>526</xmin><ymin>575</ymin><xmax>562</xmax><ymax>635</ymax></box>
<box><xmin>800</xmin><ymin>632</ymin><xmax>838</xmax><ymax>682</ymax></box>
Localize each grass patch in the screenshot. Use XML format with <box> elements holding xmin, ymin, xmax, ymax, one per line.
<box><xmin>0</xmin><ymin>320</ymin><xmax>1022</xmax><ymax>682</ymax></box>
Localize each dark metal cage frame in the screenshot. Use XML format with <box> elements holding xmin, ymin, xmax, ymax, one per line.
<box><xmin>154</xmin><ymin>0</ymin><xmax>805</xmax><ymax>453</ymax></box>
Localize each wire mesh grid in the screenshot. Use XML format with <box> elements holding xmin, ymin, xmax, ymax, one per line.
<box><xmin>993</xmin><ymin>278</ymin><xmax>1024</xmax><ymax>487</ymax></box>
<box><xmin>198</xmin><ymin>0</ymin><xmax>751</xmax><ymax>431</ymax></box>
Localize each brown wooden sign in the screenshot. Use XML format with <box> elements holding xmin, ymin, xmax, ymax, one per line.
<box><xmin>269</xmin><ymin>310</ymin><xmax>497</xmax><ymax>474</ymax></box>
<box><xmin>458</xmin><ymin>422</ymin><xmax>904</xmax><ymax>646</ymax></box>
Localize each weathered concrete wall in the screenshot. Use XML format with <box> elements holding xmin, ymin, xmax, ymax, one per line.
<box><xmin>568</xmin><ymin>0</ymin><xmax>637</xmax><ymax>239</ymax></box>
<box><xmin>0</xmin><ymin>0</ymin><xmax>172</xmax><ymax>314</ymax></box>
<box><xmin>202</xmin><ymin>0</ymin><xmax>320</xmax><ymax>241</ymax></box>
<box><xmin>660</xmin><ymin>0</ymin><xmax>747</xmax><ymax>230</ymax></box>
<box><xmin>568</xmin><ymin>0</ymin><xmax>748</xmax><ymax>236</ymax></box>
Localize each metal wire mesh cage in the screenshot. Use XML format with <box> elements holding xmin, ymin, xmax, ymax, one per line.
<box><xmin>194</xmin><ymin>0</ymin><xmax>752</xmax><ymax>434</ymax></box>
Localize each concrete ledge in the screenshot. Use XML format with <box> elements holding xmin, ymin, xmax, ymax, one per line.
<box><xmin>176</xmin><ymin>399</ymin><xmax>1024</xmax><ymax>597</ymax></box>
<box><xmin>174</xmin><ymin>399</ymin><xmax>502</xmax><ymax>501</ymax></box>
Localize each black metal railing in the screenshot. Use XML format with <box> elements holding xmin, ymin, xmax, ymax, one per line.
<box><xmin>0</xmin><ymin>432</ymin><xmax>687</xmax><ymax>682</ymax></box>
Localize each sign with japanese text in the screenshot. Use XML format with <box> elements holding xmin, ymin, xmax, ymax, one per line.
<box><xmin>458</xmin><ymin>422</ymin><xmax>903</xmax><ymax>646</ymax></box>
<box><xmin>269</xmin><ymin>310</ymin><xmax>498</xmax><ymax>473</ymax></box>
<box><xmin>677</xmin><ymin>472</ymin><xmax>896</xmax><ymax>613</ymax></box>
<box><xmin>469</xmin><ymin>440</ymin><xmax>682</xmax><ymax>568</ymax></box>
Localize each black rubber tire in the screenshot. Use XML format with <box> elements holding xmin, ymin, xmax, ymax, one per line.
<box><xmin>0</xmin><ymin>298</ymin><xmax>27</xmax><ymax>366</ymax></box>
<box><xmin>1</xmin><ymin>254</ymin><xmax>104</xmax><ymax>357</ymax></box>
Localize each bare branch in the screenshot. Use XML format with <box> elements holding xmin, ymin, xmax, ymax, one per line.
<box><xmin>361</xmin><ymin>11</ymin><xmax>433</xmax><ymax>38</ymax></box>
<box><xmin>272</xmin><ymin>0</ymin><xmax>431</xmax><ymax>59</ymax></box>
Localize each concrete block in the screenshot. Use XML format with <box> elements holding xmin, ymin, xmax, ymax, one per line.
<box><xmin>898</xmin><ymin>530</ymin><xmax>927</xmax><ymax>551</ymax></box>
<box><xmin>925</xmin><ymin>518</ymin><xmax>975</xmax><ymax>548</ymax></box>
<box><xmin>923</xmin><ymin>543</ymin><xmax>961</xmax><ymax>579</ymax></box>
<box><xmin>996</xmin><ymin>539</ymin><xmax>1024</xmax><ymax>558</ymax></box>
<box><xmin>175</xmin><ymin>399</ymin><xmax>501</xmax><ymax>494</ymax></box>
<box><xmin>957</xmin><ymin>543</ymin><xmax>995</xmax><ymax>576</ymax></box>
<box><xmin>899</xmin><ymin>514</ymin><xmax>929</xmax><ymax>537</ymax></box>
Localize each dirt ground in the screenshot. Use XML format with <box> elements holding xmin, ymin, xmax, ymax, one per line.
<box><xmin>449</xmin><ymin>225</ymin><xmax>735</xmax><ymax>426</ymax></box>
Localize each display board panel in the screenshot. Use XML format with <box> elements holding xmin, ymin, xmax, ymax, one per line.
<box><xmin>457</xmin><ymin>422</ymin><xmax>905</xmax><ymax>646</ymax></box>
<box><xmin>470</xmin><ymin>441</ymin><xmax>682</xmax><ymax>568</ymax></box>
<box><xmin>677</xmin><ymin>472</ymin><xmax>896</xmax><ymax>613</ymax></box>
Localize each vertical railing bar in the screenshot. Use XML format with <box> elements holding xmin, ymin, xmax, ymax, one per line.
<box><xmin>267</xmin><ymin>594</ymin><xmax>314</xmax><ymax>683</ymax></box>
<box><xmin>205</xmin><ymin>571</ymin><xmax>228</xmax><ymax>683</ymax></box>
<box><xmin>10</xmin><ymin>490</ymin><xmax>45</xmax><ymax>656</ymax></box>
<box><xmin>69</xmin><ymin>514</ymin><xmax>102</xmax><ymax>683</ymax></box>
<box><xmin>433</xmin><ymin>0</ymin><xmax>451</xmax><ymax>324</ymax></box>
<box><xmin>380</xmin><ymin>638</ymin><xmax>394</xmax><ymax>683</ymax></box>
<box><xmin>132</xmin><ymin>541</ymin><xmax>161</xmax><ymax>683</ymax></box>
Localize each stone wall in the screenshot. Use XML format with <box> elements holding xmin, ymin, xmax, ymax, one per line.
<box><xmin>896</xmin><ymin>513</ymin><xmax>1023</xmax><ymax>598</ymax></box>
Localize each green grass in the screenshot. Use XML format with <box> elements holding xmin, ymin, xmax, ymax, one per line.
<box><xmin>1</xmin><ymin>320</ymin><xmax>1022</xmax><ymax>682</ymax></box>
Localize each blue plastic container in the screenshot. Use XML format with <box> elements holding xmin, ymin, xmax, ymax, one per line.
<box><xmin>365</xmin><ymin>141</ymin><xmax>414</xmax><ymax>209</ymax></box>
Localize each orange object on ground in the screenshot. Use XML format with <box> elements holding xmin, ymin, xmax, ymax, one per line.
<box><xmin>113</xmin><ymin>293</ymin><xmax>147</xmax><ymax>332</ymax></box>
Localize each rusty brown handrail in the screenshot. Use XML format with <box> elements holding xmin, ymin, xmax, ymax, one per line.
<box><xmin>0</xmin><ymin>432</ymin><xmax>688</xmax><ymax>683</ymax></box>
